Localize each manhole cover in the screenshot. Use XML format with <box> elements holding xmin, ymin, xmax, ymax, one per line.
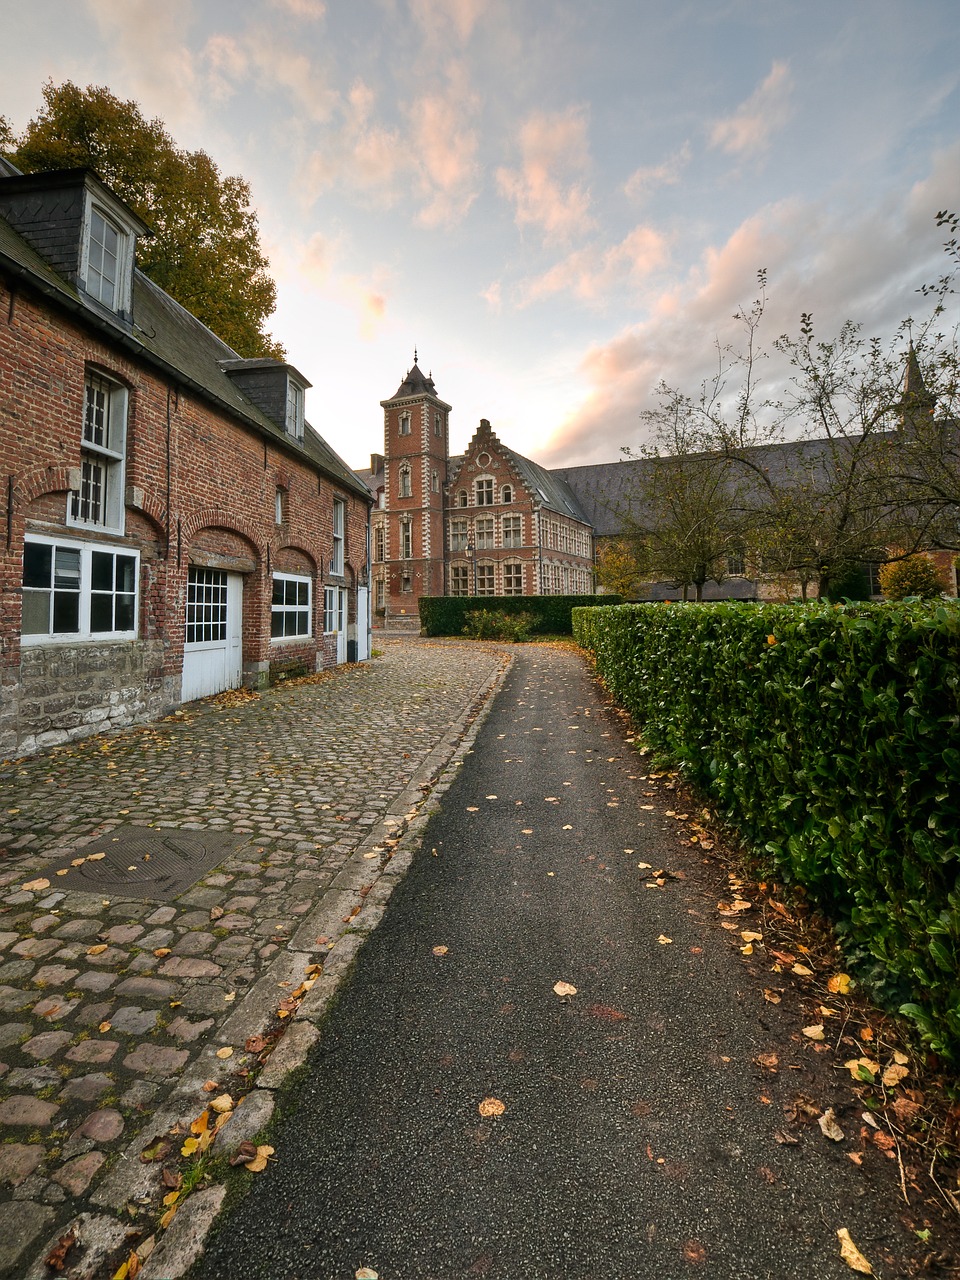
<box><xmin>39</xmin><ymin>826</ymin><xmax>246</xmax><ymax>901</ymax></box>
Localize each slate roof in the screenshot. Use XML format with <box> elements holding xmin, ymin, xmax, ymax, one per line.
<box><xmin>385</xmin><ymin>361</ymin><xmax>442</xmax><ymax>402</ymax></box>
<box><xmin>0</xmin><ymin>191</ymin><xmax>371</xmax><ymax>502</ymax></box>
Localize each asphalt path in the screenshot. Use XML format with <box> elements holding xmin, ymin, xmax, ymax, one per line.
<box><xmin>193</xmin><ymin>645</ymin><xmax>911</xmax><ymax>1280</ymax></box>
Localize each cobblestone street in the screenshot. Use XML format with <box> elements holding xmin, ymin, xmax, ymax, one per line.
<box><xmin>0</xmin><ymin>638</ymin><xmax>510</xmax><ymax>1278</ymax></box>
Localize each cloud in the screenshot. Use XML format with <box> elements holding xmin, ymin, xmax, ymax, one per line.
<box><xmin>408</xmin><ymin>72</ymin><xmax>481</xmax><ymax>227</ymax></box>
<box><xmin>496</xmin><ymin>106</ymin><xmax>595</xmax><ymax>243</ymax></box>
<box><xmin>409</xmin><ymin>0</ymin><xmax>486</xmax><ymax>44</ymax></box>
<box><xmin>271</xmin><ymin>0</ymin><xmax>326</xmax><ymax>17</ymax></box>
<box><xmin>542</xmin><ymin>148</ymin><xmax>960</xmax><ymax>466</ymax></box>
<box><xmin>481</xmin><ymin>279</ymin><xmax>502</xmax><ymax>312</ymax></box>
<box><xmin>199</xmin><ymin>29</ymin><xmax>337</xmax><ymax>122</ymax></box>
<box><xmin>710</xmin><ymin>60</ymin><xmax>793</xmax><ymax>157</ymax></box>
<box><xmin>85</xmin><ymin>0</ymin><xmax>199</xmax><ymax>129</ymax></box>
<box><xmin>518</xmin><ymin>224</ymin><xmax>669</xmax><ymax>306</ymax></box>
<box><xmin>624</xmin><ymin>143</ymin><xmax>690</xmax><ymax>202</ymax></box>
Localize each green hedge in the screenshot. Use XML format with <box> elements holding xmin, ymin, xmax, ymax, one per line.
<box><xmin>419</xmin><ymin>594</ymin><xmax>620</xmax><ymax>637</ymax></box>
<box><xmin>573</xmin><ymin>600</ymin><xmax>960</xmax><ymax>1060</ymax></box>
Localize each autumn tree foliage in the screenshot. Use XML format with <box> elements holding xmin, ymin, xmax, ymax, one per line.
<box><xmin>4</xmin><ymin>82</ymin><xmax>283</xmax><ymax>360</ymax></box>
<box><xmin>878</xmin><ymin>554</ymin><xmax>949</xmax><ymax>600</ymax></box>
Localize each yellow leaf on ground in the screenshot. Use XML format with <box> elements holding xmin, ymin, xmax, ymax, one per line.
<box><xmin>159</xmin><ymin>1204</ymin><xmax>178</xmax><ymax>1230</ymax></box>
<box><xmin>87</xmin><ymin>852</ymin><xmax>106</xmax><ymax>861</ymax></box>
<box><xmin>215</xmin><ymin>1046</ymin><xmax>233</xmax><ymax>1059</ymax></box>
<box><xmin>837</xmin><ymin>1228</ymin><xmax>873</xmax><ymax>1274</ymax></box>
<box><xmin>741</xmin><ymin>931</ymin><xmax>762</xmax><ymax>942</ymax></box>
<box><xmin>244</xmin><ymin>1143</ymin><xmax>275</xmax><ymax>1172</ymax></box>
<box><xmin>99</xmin><ymin>1021</ymin><xmax>112</xmax><ymax>1033</ymax></box>
<box><xmin>762</xmin><ymin>989</ymin><xmax>781</xmax><ymax>1004</ymax></box>
<box><xmin>478</xmin><ymin>1097</ymin><xmax>505</xmax><ymax>1117</ymax></box>
<box><xmin>657</xmin><ymin>935</ymin><xmax>673</xmax><ymax>945</ymax></box>
<box><xmin>893</xmin><ymin>1050</ymin><xmax>909</xmax><ymax>1066</ymax></box>
<box><xmin>210</xmin><ymin>1094</ymin><xmax>234</xmax><ymax>1113</ymax></box>
<box><xmin>881</xmin><ymin>1063</ymin><xmax>909</xmax><ymax>1087</ymax></box>
<box><xmin>190</xmin><ymin>1111</ymin><xmax>210</xmax><ymax>1135</ymax></box>
<box><xmin>87</xmin><ymin>944</ymin><xmax>108</xmax><ymax>955</ymax></box>
<box><xmin>845</xmin><ymin>1057</ymin><xmax>880</xmax><ymax>1081</ymax></box>
<box><xmin>792</xmin><ymin>963</ymin><xmax>814</xmax><ymax>977</ymax></box>
<box><xmin>553</xmin><ymin>981</ymin><xmax>577</xmax><ymax>997</ymax></box>
<box><xmin>803</xmin><ymin>1024</ymin><xmax>826</xmax><ymax>1041</ymax></box>
<box><xmin>356</xmin><ymin>1269</ymin><xmax>379</xmax><ymax>1279</ymax></box>
<box><xmin>827</xmin><ymin>973</ymin><xmax>853</xmax><ymax>994</ymax></box>
<box><xmin>22</xmin><ymin>878</ymin><xmax>50</xmax><ymax>891</ymax></box>
<box><xmin>432</xmin><ymin>945</ymin><xmax>449</xmax><ymax>956</ymax></box>
<box><xmin>180</xmin><ymin>1137</ymin><xmax>199</xmax><ymax>1157</ymax></box>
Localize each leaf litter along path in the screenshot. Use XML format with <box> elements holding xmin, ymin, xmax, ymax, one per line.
<box><xmin>193</xmin><ymin>645</ymin><xmax>949</xmax><ymax>1280</ymax></box>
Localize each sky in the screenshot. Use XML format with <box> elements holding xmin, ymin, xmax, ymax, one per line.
<box><xmin>3</xmin><ymin>0</ymin><xmax>960</xmax><ymax>472</ymax></box>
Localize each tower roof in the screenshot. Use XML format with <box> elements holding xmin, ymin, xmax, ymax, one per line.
<box><xmin>389</xmin><ymin>358</ymin><xmax>437</xmax><ymax>400</ymax></box>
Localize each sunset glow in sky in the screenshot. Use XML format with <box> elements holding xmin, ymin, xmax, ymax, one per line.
<box><xmin>4</xmin><ymin>0</ymin><xmax>959</xmax><ymax>471</ymax></box>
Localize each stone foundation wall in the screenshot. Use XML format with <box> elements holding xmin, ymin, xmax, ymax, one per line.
<box><xmin>4</xmin><ymin>640</ymin><xmax>168</xmax><ymax>758</ymax></box>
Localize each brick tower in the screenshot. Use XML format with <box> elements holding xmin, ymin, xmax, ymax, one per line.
<box><xmin>379</xmin><ymin>355</ymin><xmax>451</xmax><ymax>627</ymax></box>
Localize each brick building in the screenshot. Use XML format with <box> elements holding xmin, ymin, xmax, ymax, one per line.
<box><xmin>0</xmin><ymin>164</ymin><xmax>372</xmax><ymax>757</ymax></box>
<box><xmin>359</xmin><ymin>360</ymin><xmax>595</xmax><ymax>627</ymax></box>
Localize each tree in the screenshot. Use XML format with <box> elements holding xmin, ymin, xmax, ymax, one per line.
<box><xmin>594</xmin><ymin>536</ymin><xmax>645</xmax><ymax>597</ymax></box>
<box><xmin>5</xmin><ymin>82</ymin><xmax>283</xmax><ymax>359</ymax></box>
<box><xmin>878</xmin><ymin>554</ymin><xmax>948</xmax><ymax>600</ymax></box>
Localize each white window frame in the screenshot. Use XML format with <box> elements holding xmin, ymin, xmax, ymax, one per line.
<box><xmin>501</xmin><ymin>484</ymin><xmax>513</xmax><ymax>504</ymax></box>
<box><xmin>475</xmin><ymin>516</ymin><xmax>495</xmax><ymax>549</ymax></box>
<box><xmin>374</xmin><ymin>524</ymin><xmax>385</xmax><ymax>562</ymax></box>
<box><xmin>324</xmin><ymin>586</ymin><xmax>337</xmax><ymax>633</ymax></box>
<box><xmin>476</xmin><ymin>562</ymin><xmax>495</xmax><ymax>596</ymax></box>
<box><xmin>399</xmin><ymin>412</ymin><xmax>411</xmax><ymax>436</ymax></box>
<box><xmin>22</xmin><ymin>534</ymin><xmax>138</xmax><ymax>645</ymax></box>
<box><xmin>504</xmin><ymin>562</ymin><xmax>524</xmax><ymax>595</ymax></box>
<box><xmin>434</xmin><ymin>411</ymin><xmax>443</xmax><ymax>437</ymax></box>
<box><xmin>286</xmin><ymin>379</ymin><xmax>305</xmax><ymax>441</ymax></box>
<box><xmin>432</xmin><ymin>469</ymin><xmax>439</xmax><ymax>493</ymax></box>
<box><xmin>449</xmin><ymin>518</ymin><xmax>468</xmax><ymax>552</ymax></box>
<box><xmin>457</xmin><ymin>489</ymin><xmax>468</xmax><ymax>508</ymax></box>
<box><xmin>68</xmin><ymin>372</ymin><xmax>127</xmax><ymax>535</ymax></box>
<box><xmin>80</xmin><ymin>199</ymin><xmax>134</xmax><ymax>313</ymax></box>
<box><xmin>451</xmin><ymin>564</ymin><xmax>469</xmax><ymax>596</ymax></box>
<box><xmin>398</xmin><ymin>464</ymin><xmax>412</xmax><ymax>498</ymax></box>
<box><xmin>503</xmin><ymin>514</ymin><xmax>523</xmax><ymax>547</ymax></box>
<box><xmin>332</xmin><ymin>498</ymin><xmax>345</xmax><ymax>576</ymax></box>
<box><xmin>476</xmin><ymin>477</ymin><xmax>494</xmax><ymax>506</ymax></box>
<box><xmin>400</xmin><ymin>519</ymin><xmax>412</xmax><ymax>560</ymax></box>
<box><xmin>271</xmin><ymin>572</ymin><xmax>312</xmax><ymax>641</ymax></box>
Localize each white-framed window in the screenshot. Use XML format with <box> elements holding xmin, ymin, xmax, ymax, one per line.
<box><xmin>399</xmin><ymin>412</ymin><xmax>411</xmax><ymax>436</ymax></box>
<box><xmin>726</xmin><ymin>548</ymin><xmax>746</xmax><ymax>577</ymax></box>
<box><xmin>324</xmin><ymin>586</ymin><xmax>337</xmax><ymax>633</ymax></box>
<box><xmin>271</xmin><ymin>573</ymin><xmax>311</xmax><ymax>639</ymax></box>
<box><xmin>398</xmin><ymin>465</ymin><xmax>412</xmax><ymax>498</ymax></box>
<box><xmin>186</xmin><ymin>567</ymin><xmax>227</xmax><ymax>644</ymax></box>
<box><xmin>457</xmin><ymin>489</ymin><xmax>468</xmax><ymax>508</ymax></box>
<box><xmin>332</xmin><ymin>498</ymin><xmax>345</xmax><ymax>575</ymax></box>
<box><xmin>501</xmin><ymin>484</ymin><xmax>513</xmax><ymax>504</ymax></box>
<box><xmin>22</xmin><ymin>535</ymin><xmax>138</xmax><ymax>642</ymax></box>
<box><xmin>503</xmin><ymin>514</ymin><xmax>523</xmax><ymax>547</ymax></box>
<box><xmin>476</xmin><ymin>477</ymin><xmax>494</xmax><ymax>506</ymax></box>
<box><xmin>504</xmin><ymin>562</ymin><xmax>523</xmax><ymax>595</ymax></box>
<box><xmin>375</xmin><ymin>577</ymin><xmax>385</xmax><ymax>609</ymax></box>
<box><xmin>69</xmin><ymin>372</ymin><xmax>127</xmax><ymax>533</ymax></box>
<box><xmin>81</xmin><ymin>203</ymin><xmax>132</xmax><ymax>313</ymax></box>
<box><xmin>374</xmin><ymin>525</ymin><xmax>385</xmax><ymax>562</ymax></box>
<box><xmin>451</xmin><ymin>564</ymin><xmax>469</xmax><ymax>596</ymax></box>
<box><xmin>475</xmin><ymin>516</ymin><xmax>495</xmax><ymax>549</ymax></box>
<box><xmin>285</xmin><ymin>379</ymin><xmax>305</xmax><ymax>441</ymax></box>
<box><xmin>476</xmin><ymin>563</ymin><xmax>495</xmax><ymax>595</ymax></box>
<box><xmin>400</xmin><ymin>520</ymin><xmax>412</xmax><ymax>559</ymax></box>
<box><xmin>449</xmin><ymin>518</ymin><xmax>468</xmax><ymax>552</ymax></box>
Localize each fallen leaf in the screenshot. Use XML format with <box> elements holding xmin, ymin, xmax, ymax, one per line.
<box><xmin>87</xmin><ymin>943</ymin><xmax>108</xmax><ymax>955</ymax></box>
<box><xmin>99</xmin><ymin>1020</ymin><xmax>112</xmax><ymax>1033</ymax></box>
<box><xmin>844</xmin><ymin>1057</ymin><xmax>880</xmax><ymax>1082</ymax></box>
<box><xmin>893</xmin><ymin>1049</ymin><xmax>909</xmax><ymax>1065</ymax></box>
<box><xmin>44</xmin><ymin>1227</ymin><xmax>78</xmax><ymax>1272</ymax></box>
<box><xmin>802</xmin><ymin>1024</ymin><xmax>826</xmax><ymax>1041</ymax></box>
<box><xmin>180</xmin><ymin>1136</ymin><xmax>200</xmax><ymax>1157</ymax></box>
<box><xmin>159</xmin><ymin>1205</ymin><xmax>177</xmax><ymax>1231</ymax></box>
<box><xmin>791</xmin><ymin>964</ymin><xmax>814</xmax><ymax>977</ymax></box>
<box><xmin>657</xmin><ymin>935</ymin><xmax>673</xmax><ymax>945</ymax></box>
<box><xmin>160</xmin><ymin>1168</ymin><xmax>182</xmax><ymax>1190</ymax></box>
<box><xmin>819</xmin><ymin>1108</ymin><xmax>845</xmax><ymax>1141</ymax></box>
<box><xmin>139</xmin><ymin>1136</ymin><xmax>171</xmax><ymax>1163</ymax></box>
<box><xmin>356</xmin><ymin>1270</ymin><xmax>379</xmax><ymax>1280</ymax></box>
<box><xmin>521</xmin><ymin>828</ymin><xmax>533</xmax><ymax>834</ymax></box>
<box><xmin>215</xmin><ymin>1046</ymin><xmax>234</xmax><ymax>1059</ymax></box>
<box><xmin>756</xmin><ymin>1052</ymin><xmax>779</xmax><ymax>1070</ymax></box>
<box><xmin>882</xmin><ymin>1063</ymin><xmax>909</xmax><ymax>1087</ymax></box>
<box><xmin>56</xmin><ymin>869</ymin><xmax>69</xmax><ymax>877</ymax></box>
<box><xmin>244</xmin><ymin>1144</ymin><xmax>275</xmax><ymax>1172</ymax></box>
<box><xmin>245</xmin><ymin>1035</ymin><xmax>268</xmax><ymax>1054</ymax></box>
<box><xmin>210</xmin><ymin>1094</ymin><xmax>234</xmax><ymax>1114</ymax></box>
<box><xmin>22</xmin><ymin>877</ymin><xmax>51</xmax><ymax>891</ymax></box>
<box><xmin>432</xmin><ymin>945</ymin><xmax>449</xmax><ymax>956</ymax></box>
<box><xmin>87</xmin><ymin>852</ymin><xmax>106</xmax><ymax>861</ymax></box>
<box><xmin>773</xmin><ymin>1129</ymin><xmax>799</xmax><ymax>1145</ymax></box>
<box><xmin>223</xmin><ymin>991</ymin><xmax>236</xmax><ymax>1002</ymax></box>
<box><xmin>827</xmin><ymin>973</ymin><xmax>853</xmax><ymax>994</ymax></box>
<box><xmin>741</xmin><ymin>931</ymin><xmax>763</xmax><ymax>943</ymax></box>
<box><xmin>837</xmin><ymin>1227</ymin><xmax>873</xmax><ymax>1274</ymax></box>
<box><xmin>153</xmin><ymin>948</ymin><xmax>171</xmax><ymax>958</ymax></box>
<box><xmin>762</xmin><ymin>989</ymin><xmax>781</xmax><ymax>1004</ymax></box>
<box><xmin>682</xmin><ymin>1240</ymin><xmax>707</xmax><ymax>1264</ymax></box>
<box><xmin>553</xmin><ymin>981</ymin><xmax>577</xmax><ymax>997</ymax></box>
<box><xmin>847</xmin><ymin>1151</ymin><xmax>863</xmax><ymax>1165</ymax></box>
<box><xmin>478</xmin><ymin>1097</ymin><xmax>505</xmax><ymax>1117</ymax></box>
<box><xmin>769</xmin><ymin>949</ymin><xmax>795</xmax><ymax>965</ymax></box>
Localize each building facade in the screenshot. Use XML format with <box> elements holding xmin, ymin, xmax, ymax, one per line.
<box><xmin>0</xmin><ymin>164</ymin><xmax>372</xmax><ymax>758</ymax></box>
<box><xmin>361</xmin><ymin>362</ymin><xmax>595</xmax><ymax>627</ymax></box>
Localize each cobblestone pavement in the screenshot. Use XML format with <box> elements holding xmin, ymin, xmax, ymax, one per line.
<box><xmin>0</xmin><ymin>638</ymin><xmax>511</xmax><ymax>1279</ymax></box>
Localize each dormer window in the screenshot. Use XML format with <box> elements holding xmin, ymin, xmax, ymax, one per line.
<box><xmin>286</xmin><ymin>379</ymin><xmax>305</xmax><ymax>441</ymax></box>
<box><xmin>81</xmin><ymin>199</ymin><xmax>134</xmax><ymax>314</ymax></box>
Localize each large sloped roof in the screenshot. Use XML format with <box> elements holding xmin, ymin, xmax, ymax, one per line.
<box><xmin>0</xmin><ymin>197</ymin><xmax>371</xmax><ymax>502</ymax></box>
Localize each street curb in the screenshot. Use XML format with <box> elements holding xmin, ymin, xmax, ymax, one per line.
<box><xmin>32</xmin><ymin>645</ymin><xmax>514</xmax><ymax>1279</ymax></box>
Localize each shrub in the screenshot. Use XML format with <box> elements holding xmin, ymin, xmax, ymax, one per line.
<box><xmin>879</xmin><ymin>555</ymin><xmax>948</xmax><ymax>600</ymax></box>
<box><xmin>419</xmin><ymin>594</ymin><xmax>618</xmax><ymax>637</ymax></box>
<box><xmin>462</xmin><ymin>609</ymin><xmax>536</xmax><ymax>642</ymax></box>
<box><xmin>573</xmin><ymin>599</ymin><xmax>960</xmax><ymax>1060</ymax></box>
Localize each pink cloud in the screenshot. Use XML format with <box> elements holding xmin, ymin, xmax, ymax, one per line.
<box><xmin>710</xmin><ymin>61</ymin><xmax>793</xmax><ymax>157</ymax></box>
<box><xmin>410</xmin><ymin>0</ymin><xmax>486</xmax><ymax>44</ymax></box>
<box><xmin>496</xmin><ymin>107</ymin><xmax>595</xmax><ymax>243</ymax></box>
<box><xmin>518</xmin><ymin>223</ymin><xmax>669</xmax><ymax>306</ymax></box>
<box><xmin>408</xmin><ymin>75</ymin><xmax>481</xmax><ymax>227</ymax></box>
<box><xmin>624</xmin><ymin>143</ymin><xmax>691</xmax><ymax>202</ymax></box>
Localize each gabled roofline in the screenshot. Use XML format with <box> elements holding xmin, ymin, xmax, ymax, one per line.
<box><xmin>0</xmin><ymin>166</ymin><xmax>153</xmax><ymax>238</ymax></box>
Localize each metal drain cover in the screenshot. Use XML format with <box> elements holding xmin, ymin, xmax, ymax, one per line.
<box><xmin>42</xmin><ymin>826</ymin><xmax>246</xmax><ymax>901</ymax></box>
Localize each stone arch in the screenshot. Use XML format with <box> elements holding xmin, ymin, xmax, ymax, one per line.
<box><xmin>14</xmin><ymin>464</ymin><xmax>78</xmax><ymax>506</ymax></box>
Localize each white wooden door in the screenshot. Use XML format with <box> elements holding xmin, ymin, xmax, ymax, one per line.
<box><xmin>182</xmin><ymin>568</ymin><xmax>243</xmax><ymax>701</ymax></box>
<box><xmin>356</xmin><ymin>586</ymin><xmax>369</xmax><ymax>661</ymax></box>
<box><xmin>335</xmin><ymin>588</ymin><xmax>347</xmax><ymax>664</ymax></box>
